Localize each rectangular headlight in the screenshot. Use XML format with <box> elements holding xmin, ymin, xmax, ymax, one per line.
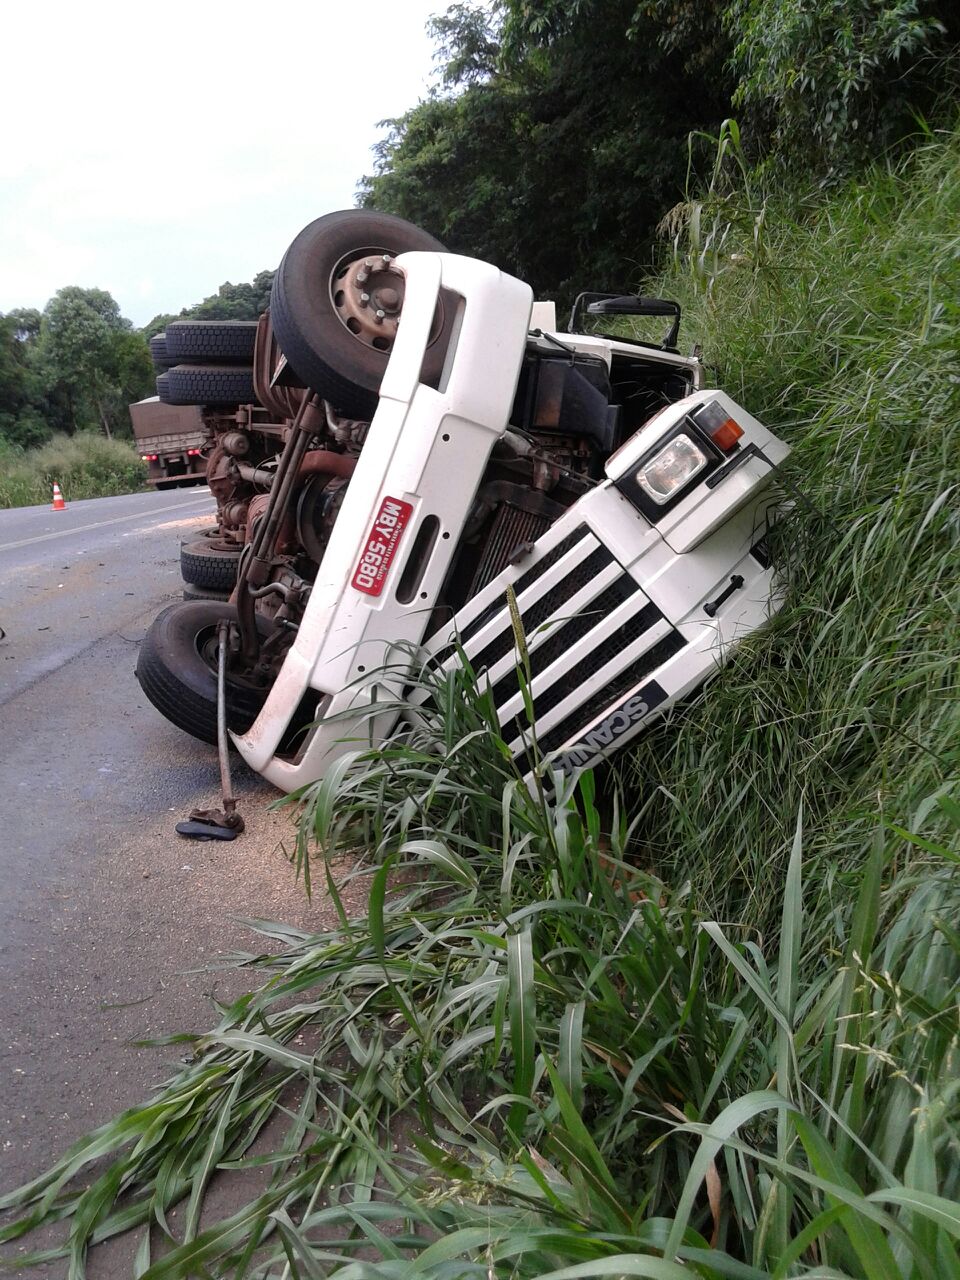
<box><xmin>636</xmin><ymin>433</ymin><xmax>708</xmax><ymax>505</ymax></box>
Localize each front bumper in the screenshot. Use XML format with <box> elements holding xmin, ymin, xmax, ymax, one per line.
<box><xmin>232</xmin><ymin>251</ymin><xmax>534</xmax><ymax>788</ymax></box>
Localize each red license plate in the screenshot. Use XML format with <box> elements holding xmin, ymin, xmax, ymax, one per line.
<box><xmin>352</xmin><ymin>495</ymin><xmax>414</xmax><ymax>597</ymax></box>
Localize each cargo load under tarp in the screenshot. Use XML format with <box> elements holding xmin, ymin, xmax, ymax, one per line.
<box><xmin>129</xmin><ymin>397</ymin><xmax>208</xmax><ymax>486</ymax></box>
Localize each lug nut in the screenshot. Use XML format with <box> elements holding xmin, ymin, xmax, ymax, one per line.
<box><xmin>359</xmin><ymin>292</ymin><xmax>370</xmax><ymax>306</ymax></box>
<box><xmin>374</xmin><ymin>309</ymin><xmax>385</xmax><ymax>323</ymax></box>
<box><xmin>382</xmin><ymin>254</ymin><xmax>391</xmax><ymax>262</ymax></box>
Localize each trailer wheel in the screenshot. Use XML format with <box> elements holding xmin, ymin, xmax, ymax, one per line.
<box><xmin>180</xmin><ymin>539</ymin><xmax>240</xmax><ymax>590</ymax></box>
<box><xmin>136</xmin><ymin>601</ymin><xmax>271</xmax><ymax>745</ymax></box>
<box><xmin>159</xmin><ymin>364</ymin><xmax>257</xmax><ymax>407</ymax></box>
<box><xmin>150</xmin><ymin>333</ymin><xmax>178</xmax><ymax>372</ymax></box>
<box><xmin>271</xmin><ymin>209</ymin><xmax>450</xmax><ymax>419</ymax></box>
<box><xmin>164</xmin><ymin>321</ymin><xmax>258</xmax><ymax>365</ymax></box>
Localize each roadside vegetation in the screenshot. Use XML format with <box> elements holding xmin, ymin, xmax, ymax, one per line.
<box><xmin>2</xmin><ymin>1</ymin><xmax>958</xmax><ymax>1273</ymax></box>
<box><xmin>2</xmin><ymin>111</ymin><xmax>957</xmax><ymax>1278</ymax></box>
<box><xmin>615</xmin><ymin>120</ymin><xmax>960</xmax><ymax>937</ymax></box>
<box><xmin>0</xmin><ymin>433</ymin><xmax>147</xmax><ymax>510</ymax></box>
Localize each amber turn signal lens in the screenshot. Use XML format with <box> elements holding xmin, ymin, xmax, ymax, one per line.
<box><xmin>709</xmin><ymin>418</ymin><xmax>744</xmax><ymax>451</ymax></box>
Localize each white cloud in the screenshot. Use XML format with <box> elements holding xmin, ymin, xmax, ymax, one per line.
<box><xmin>0</xmin><ymin>0</ymin><xmax>440</xmax><ymax>325</ymax></box>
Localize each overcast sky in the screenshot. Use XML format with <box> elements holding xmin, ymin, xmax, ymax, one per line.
<box><xmin>0</xmin><ymin>0</ymin><xmax>441</xmax><ymax>327</ymax></box>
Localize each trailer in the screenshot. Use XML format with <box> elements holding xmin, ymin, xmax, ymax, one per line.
<box><xmin>128</xmin><ymin>397</ymin><xmax>208</xmax><ymax>488</ymax></box>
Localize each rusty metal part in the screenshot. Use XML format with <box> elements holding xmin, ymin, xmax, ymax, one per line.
<box><xmin>253</xmin><ymin>311</ymin><xmax>304</xmax><ymax>420</ymax></box>
<box><xmin>236</xmin><ymin>449</ymin><xmax>354</xmax><ymax>493</ymax></box>
<box><xmin>221</xmin><ymin>431</ymin><xmax>251</xmax><ymax>457</ymax></box>
<box><xmin>219</xmin><ymin>501</ymin><xmax>250</xmax><ymax>534</ymax></box>
<box><xmin>214</xmin><ymin>619</ymin><xmax>242</xmax><ymax>827</ymax></box>
<box><xmin>236</xmin><ymin>461</ymin><xmax>279</xmax><ymax>489</ymax></box>
<box><xmin>298</xmin><ymin>450</ymin><xmax>356</xmax><ymax>481</ymax></box>
<box><xmin>330</xmin><ymin>249</ymin><xmax>444</xmax><ymax>357</ymax></box>
<box><xmin>204</xmin><ymin>442</ymin><xmax>235</xmax><ymax>503</ymax></box>
<box><xmin>235</xmin><ymin>395</ymin><xmax>325</xmax><ymax>661</ymax></box>
<box><xmin>324</xmin><ymin>402</ymin><xmax>370</xmax><ymax>450</ymax></box>
<box><xmin>245</xmin><ymin>491</ymin><xmax>296</xmax><ymax>555</ymax></box>
<box><xmin>295</xmin><ymin>473</ymin><xmax>349</xmax><ymax>564</ymax></box>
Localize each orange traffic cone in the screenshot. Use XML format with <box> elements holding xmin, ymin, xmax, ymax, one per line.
<box><xmin>52</xmin><ymin>482</ymin><xmax>67</xmax><ymax>511</ymax></box>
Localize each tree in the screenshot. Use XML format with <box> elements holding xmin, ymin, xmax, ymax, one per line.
<box><xmin>360</xmin><ymin>0</ymin><xmax>958</xmax><ymax>307</ymax></box>
<box><xmin>0</xmin><ymin>315</ymin><xmax>40</xmax><ymax>448</ymax></box>
<box><xmin>36</xmin><ymin>287</ymin><xmax>153</xmax><ymax>438</ymax></box>
<box><xmin>361</xmin><ymin>1</ymin><xmax>734</xmax><ymax>305</ymax></box>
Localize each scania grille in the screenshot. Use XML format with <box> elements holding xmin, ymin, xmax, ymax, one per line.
<box><xmin>450</xmin><ymin>524</ymin><xmax>686</xmax><ymax>760</ymax></box>
<box><xmin>457</xmin><ymin>525</ymin><xmax>592</xmax><ymax>647</ymax></box>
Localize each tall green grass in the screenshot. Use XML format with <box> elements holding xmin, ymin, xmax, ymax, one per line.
<box><xmin>618</xmin><ymin>123</ymin><xmax>960</xmax><ymax>934</ymax></box>
<box><xmin>0</xmin><ymin>433</ymin><xmax>147</xmax><ymax>508</ymax></box>
<box><xmin>0</xmin><ymin>130</ymin><xmax>958</xmax><ymax>1277</ymax></box>
<box><xmin>1</xmin><ymin>663</ymin><xmax>956</xmax><ymax>1277</ymax></box>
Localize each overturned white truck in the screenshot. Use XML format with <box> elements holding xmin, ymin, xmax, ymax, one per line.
<box><xmin>136</xmin><ymin>211</ymin><xmax>789</xmax><ymax>788</ymax></box>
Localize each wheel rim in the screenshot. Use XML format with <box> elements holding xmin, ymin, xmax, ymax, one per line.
<box><xmin>328</xmin><ymin>246</ymin><xmax>445</xmax><ymax>356</ymax></box>
<box><xmin>194</xmin><ymin>622</ymin><xmax>264</xmax><ymax>694</ymax></box>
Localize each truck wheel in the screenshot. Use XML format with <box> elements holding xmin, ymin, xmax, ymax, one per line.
<box><xmin>150</xmin><ymin>333</ymin><xmax>178</xmax><ymax>371</ymax></box>
<box><xmin>271</xmin><ymin>209</ymin><xmax>450</xmax><ymax>419</ymax></box>
<box><xmin>136</xmin><ymin>601</ymin><xmax>271</xmax><ymax>745</ymax></box>
<box><xmin>180</xmin><ymin>539</ymin><xmax>240</xmax><ymax>590</ymax></box>
<box><xmin>183</xmin><ymin>583</ymin><xmax>231</xmax><ymax>602</ymax></box>
<box><xmin>160</xmin><ymin>365</ymin><xmax>256</xmax><ymax>407</ymax></box>
<box><xmin>164</xmin><ymin>321</ymin><xmax>258</xmax><ymax>365</ymax></box>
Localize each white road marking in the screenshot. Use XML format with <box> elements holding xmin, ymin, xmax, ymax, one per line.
<box><xmin>0</xmin><ymin>495</ymin><xmax>214</xmax><ymax>553</ymax></box>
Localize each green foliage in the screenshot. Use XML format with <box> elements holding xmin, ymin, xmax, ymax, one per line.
<box><xmin>429</xmin><ymin>2</ymin><xmax>501</xmax><ymax>87</ymax></box>
<box><xmin>1</xmin><ymin>288</ymin><xmax>154</xmax><ymax>447</ymax></box>
<box><xmin>0</xmin><ymin>659</ymin><xmax>956</xmax><ymax>1275</ymax></box>
<box><xmin>614</xmin><ymin>124</ymin><xmax>960</xmax><ymax>938</ymax></box>
<box><xmin>0</xmin><ymin>433</ymin><xmax>148</xmax><ymax>509</ymax></box>
<box><xmin>0</xmin><ymin>313</ymin><xmax>46</xmax><ymax>447</ymax></box>
<box><xmin>35</xmin><ymin>286</ymin><xmax>154</xmax><ymax>438</ymax></box>
<box><xmin>726</xmin><ymin>0</ymin><xmax>956</xmax><ymax>165</ymax></box>
<box><xmin>363</xmin><ymin>1</ymin><xmax>957</xmax><ymax>304</ymax></box>
<box><xmin>362</xmin><ymin>1</ymin><xmax>732</xmax><ymax>304</ymax></box>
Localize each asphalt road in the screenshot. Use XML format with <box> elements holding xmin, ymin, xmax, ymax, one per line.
<box><xmin>0</xmin><ymin>490</ymin><xmax>352</xmax><ymax>1275</ymax></box>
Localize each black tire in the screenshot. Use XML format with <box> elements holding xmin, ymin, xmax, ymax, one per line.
<box><xmin>150</xmin><ymin>333</ymin><xmax>178</xmax><ymax>372</ymax></box>
<box><xmin>136</xmin><ymin>602</ymin><xmax>271</xmax><ymax>744</ymax></box>
<box><xmin>271</xmin><ymin>209</ymin><xmax>449</xmax><ymax>419</ymax></box>
<box><xmin>180</xmin><ymin>539</ymin><xmax>240</xmax><ymax>589</ymax></box>
<box><xmin>183</xmin><ymin>582</ymin><xmax>231</xmax><ymax>603</ymax></box>
<box><xmin>160</xmin><ymin>365</ymin><xmax>256</xmax><ymax>407</ymax></box>
<box><xmin>164</xmin><ymin>321</ymin><xmax>258</xmax><ymax>365</ymax></box>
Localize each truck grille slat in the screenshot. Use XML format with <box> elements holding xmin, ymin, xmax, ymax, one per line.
<box><xmin>487</xmin><ymin>572</ymin><xmax>643</xmax><ymax>707</ymax></box>
<box><xmin>471</xmin><ymin>544</ymin><xmax>613</xmax><ymax>673</ymax></box>
<box><xmin>533</xmin><ymin>629</ymin><xmax>686</xmax><ymax>756</ymax></box>
<box><xmin>498</xmin><ymin>602</ymin><xmax>672</xmax><ymax>748</ymax></box>
<box><xmin>457</xmin><ymin>524</ymin><xmax>590</xmax><ymax>646</ymax></box>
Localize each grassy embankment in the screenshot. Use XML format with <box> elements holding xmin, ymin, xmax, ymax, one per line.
<box><xmin>1</xmin><ymin>132</ymin><xmax>957</xmax><ymax>1277</ymax></box>
<box><xmin>0</xmin><ymin>433</ymin><xmax>147</xmax><ymax>509</ymax></box>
